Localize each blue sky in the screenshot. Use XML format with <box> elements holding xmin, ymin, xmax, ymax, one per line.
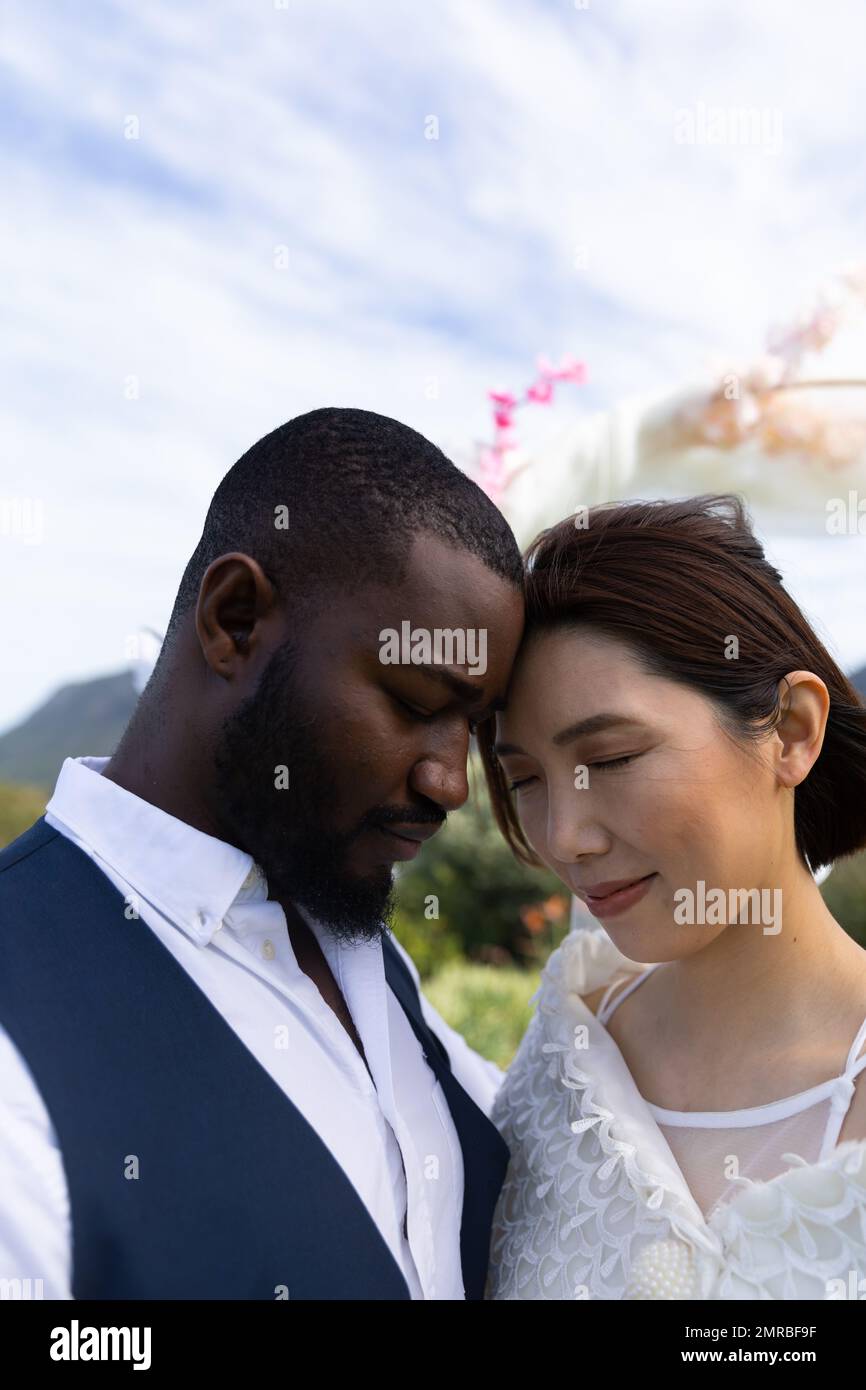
<box><xmin>3</xmin><ymin>0</ymin><xmax>866</xmax><ymax>734</ymax></box>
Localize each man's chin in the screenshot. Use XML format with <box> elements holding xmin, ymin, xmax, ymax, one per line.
<box><xmin>284</xmin><ymin>866</ymin><xmax>397</xmax><ymax>945</ymax></box>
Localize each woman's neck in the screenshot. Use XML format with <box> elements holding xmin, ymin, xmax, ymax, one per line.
<box><xmin>661</xmin><ymin>859</ymin><xmax>866</xmax><ymax>1061</ymax></box>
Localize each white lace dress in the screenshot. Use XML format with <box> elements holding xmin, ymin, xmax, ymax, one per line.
<box><xmin>486</xmin><ymin>924</ymin><xmax>866</xmax><ymax>1300</ymax></box>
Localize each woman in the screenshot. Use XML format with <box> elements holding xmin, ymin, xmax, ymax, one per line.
<box><xmin>478</xmin><ymin>495</ymin><xmax>866</xmax><ymax>1300</ymax></box>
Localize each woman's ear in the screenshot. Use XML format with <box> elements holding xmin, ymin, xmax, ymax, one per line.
<box><xmin>772</xmin><ymin>670</ymin><xmax>830</xmax><ymax>788</ymax></box>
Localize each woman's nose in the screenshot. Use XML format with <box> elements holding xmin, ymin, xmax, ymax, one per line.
<box><xmin>545</xmin><ymin>794</ymin><xmax>611</xmax><ymax>865</ymax></box>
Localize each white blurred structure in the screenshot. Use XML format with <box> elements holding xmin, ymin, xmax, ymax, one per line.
<box><xmin>127</xmin><ymin>628</ymin><xmax>164</xmax><ymax>696</ymax></box>
<box><xmin>504</xmin><ymin>376</ymin><xmax>866</xmax><ymax>547</ymax></box>
<box><xmin>501</xmin><ymin>268</ymin><xmax>866</xmax><ymax>546</ymax></box>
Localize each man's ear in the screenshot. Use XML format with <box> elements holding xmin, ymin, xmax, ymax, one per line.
<box><xmin>771</xmin><ymin>670</ymin><xmax>830</xmax><ymax>789</ymax></box>
<box><xmin>195</xmin><ymin>553</ymin><xmax>278</xmax><ymax>678</ymax></box>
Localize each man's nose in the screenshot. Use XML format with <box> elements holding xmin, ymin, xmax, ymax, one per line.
<box><xmin>409</xmin><ymin>739</ymin><xmax>470</xmax><ymax>813</ymax></box>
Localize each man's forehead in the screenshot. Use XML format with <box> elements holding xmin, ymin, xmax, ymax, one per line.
<box><xmin>406</xmin><ymin>535</ymin><xmax>515</xmax><ymax>599</ymax></box>
<box><xmin>363</xmin><ymin>587</ymin><xmax>507</xmax><ymax>633</ymax></box>
<box><xmin>374</xmin><ymin>547</ymin><xmax>520</xmax><ymax>623</ymax></box>
<box><xmin>346</xmin><ymin>593</ymin><xmax>519</xmax><ymax>702</ymax></box>
<box><xmin>301</xmin><ymin>533</ymin><xmax>524</xmax><ymax>671</ymax></box>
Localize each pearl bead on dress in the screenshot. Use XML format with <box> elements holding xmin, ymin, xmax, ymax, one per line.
<box><xmin>624</xmin><ymin>1237</ymin><xmax>700</xmax><ymax>1300</ymax></box>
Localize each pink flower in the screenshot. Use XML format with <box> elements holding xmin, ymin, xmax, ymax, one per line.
<box><xmin>527</xmin><ymin>378</ymin><xmax>554</xmax><ymax>403</ymax></box>
<box><xmin>552</xmin><ymin>353</ymin><xmax>587</xmax><ymax>384</ymax></box>
<box><xmin>537</xmin><ymin>353</ymin><xmax>587</xmax><ymax>384</ymax></box>
<box><xmin>476</xmin><ymin>350</ymin><xmax>586</xmax><ymax>502</ymax></box>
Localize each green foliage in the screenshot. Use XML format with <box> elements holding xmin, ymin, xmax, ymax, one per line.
<box><xmin>422</xmin><ymin>958</ymin><xmax>543</xmax><ymax>1069</ymax></box>
<box><xmin>0</xmin><ymin>782</ymin><xmax>48</xmax><ymax>848</ymax></box>
<box><xmin>388</xmin><ymin>906</ymin><xmax>464</xmax><ymax>980</ymax></box>
<box><xmin>821</xmin><ymin>851</ymin><xmax>866</xmax><ymax>948</ymax></box>
<box><xmin>393</xmin><ymin>755</ymin><xmax>570</xmax><ymax>974</ymax></box>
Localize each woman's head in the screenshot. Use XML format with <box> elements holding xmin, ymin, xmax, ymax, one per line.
<box><xmin>478</xmin><ymin>495</ymin><xmax>866</xmax><ymax>962</ymax></box>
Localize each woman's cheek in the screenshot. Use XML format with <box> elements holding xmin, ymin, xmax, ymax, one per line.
<box><xmin>517</xmin><ymin>794</ymin><xmax>547</xmax><ymax>856</ymax></box>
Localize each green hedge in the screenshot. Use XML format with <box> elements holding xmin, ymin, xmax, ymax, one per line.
<box><xmin>422</xmin><ymin>958</ymin><xmax>542</xmax><ymax>1069</ymax></box>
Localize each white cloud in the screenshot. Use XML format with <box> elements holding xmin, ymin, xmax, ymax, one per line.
<box><xmin>2</xmin><ymin>0</ymin><xmax>866</xmax><ymax>732</ymax></box>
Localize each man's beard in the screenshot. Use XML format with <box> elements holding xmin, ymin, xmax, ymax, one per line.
<box><xmin>212</xmin><ymin>640</ymin><xmax>397</xmax><ymax>944</ymax></box>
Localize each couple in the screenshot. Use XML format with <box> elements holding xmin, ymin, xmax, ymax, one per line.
<box><xmin>1</xmin><ymin>406</ymin><xmax>865</xmax><ymax>1301</ymax></box>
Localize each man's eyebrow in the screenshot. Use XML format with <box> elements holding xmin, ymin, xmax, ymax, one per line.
<box><xmin>494</xmin><ymin>713</ymin><xmax>643</xmax><ymax>757</ymax></box>
<box><xmin>415</xmin><ymin>664</ymin><xmax>506</xmax><ymax>719</ymax></box>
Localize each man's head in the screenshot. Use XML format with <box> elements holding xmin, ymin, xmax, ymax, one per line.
<box><xmin>151</xmin><ymin>407</ymin><xmax>525</xmax><ymax>941</ymax></box>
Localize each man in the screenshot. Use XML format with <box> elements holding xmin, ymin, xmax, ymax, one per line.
<box><xmin>0</xmin><ymin>407</ymin><xmax>525</xmax><ymax>1300</ymax></box>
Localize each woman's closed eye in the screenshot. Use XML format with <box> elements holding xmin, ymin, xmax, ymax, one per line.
<box><xmin>507</xmin><ymin>775</ymin><xmax>536</xmax><ymax>792</ymax></box>
<box><xmin>506</xmin><ymin>752</ymin><xmax>639</xmax><ymax>793</ymax></box>
<box><xmin>588</xmin><ymin>753</ymin><xmax>639</xmax><ymax>772</ymax></box>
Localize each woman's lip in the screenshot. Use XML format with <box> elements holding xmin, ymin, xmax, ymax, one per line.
<box><xmin>580</xmin><ymin>873</ymin><xmax>657</xmax><ymax>919</ymax></box>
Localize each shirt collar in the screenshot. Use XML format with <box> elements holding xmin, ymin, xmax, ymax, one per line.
<box><xmin>45</xmin><ymin>755</ymin><xmax>264</xmax><ymax>946</ymax></box>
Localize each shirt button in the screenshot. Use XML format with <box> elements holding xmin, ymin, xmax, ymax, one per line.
<box><xmin>262</xmin><ymin>939</ymin><xmax>276</xmax><ymax>960</ymax></box>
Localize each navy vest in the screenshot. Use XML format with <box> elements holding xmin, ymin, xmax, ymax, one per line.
<box><xmin>0</xmin><ymin>817</ymin><xmax>509</xmax><ymax>1300</ymax></box>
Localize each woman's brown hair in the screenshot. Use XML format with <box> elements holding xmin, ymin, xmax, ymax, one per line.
<box><xmin>478</xmin><ymin>494</ymin><xmax>866</xmax><ymax>873</ymax></box>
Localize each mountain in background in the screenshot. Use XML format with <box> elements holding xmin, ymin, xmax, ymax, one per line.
<box><xmin>0</xmin><ymin>660</ymin><xmax>865</xmax><ymax>797</ymax></box>
<box><xmin>0</xmin><ymin>669</ymin><xmax>139</xmax><ymax>791</ymax></box>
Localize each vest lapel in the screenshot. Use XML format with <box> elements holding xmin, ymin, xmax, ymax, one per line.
<box><xmin>382</xmin><ymin>935</ymin><xmax>510</xmax><ymax>1300</ymax></box>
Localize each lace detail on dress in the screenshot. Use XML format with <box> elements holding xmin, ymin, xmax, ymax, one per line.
<box><xmin>486</xmin><ymin>926</ymin><xmax>866</xmax><ymax>1300</ymax></box>
<box><xmin>707</xmin><ymin>1141</ymin><xmax>866</xmax><ymax>1299</ymax></box>
<box><xmin>486</xmin><ymin>931</ymin><xmax>723</xmax><ymax>1300</ymax></box>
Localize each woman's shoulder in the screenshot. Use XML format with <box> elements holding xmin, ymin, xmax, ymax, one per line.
<box><xmin>840</xmin><ymin>1043</ymin><xmax>866</xmax><ymax>1145</ymax></box>
<box><xmin>541</xmin><ymin>922</ymin><xmax>649</xmax><ymax>1011</ymax></box>
<box><xmin>581</xmin><ymin>981</ymin><xmax>618</xmax><ymax>1016</ymax></box>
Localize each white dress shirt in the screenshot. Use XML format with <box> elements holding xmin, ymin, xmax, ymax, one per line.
<box><xmin>0</xmin><ymin>756</ymin><xmax>505</xmax><ymax>1300</ymax></box>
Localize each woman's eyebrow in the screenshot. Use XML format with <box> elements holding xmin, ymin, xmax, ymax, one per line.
<box><xmin>551</xmin><ymin>713</ymin><xmax>643</xmax><ymax>746</ymax></box>
<box><xmin>494</xmin><ymin>713</ymin><xmax>642</xmax><ymax>757</ymax></box>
